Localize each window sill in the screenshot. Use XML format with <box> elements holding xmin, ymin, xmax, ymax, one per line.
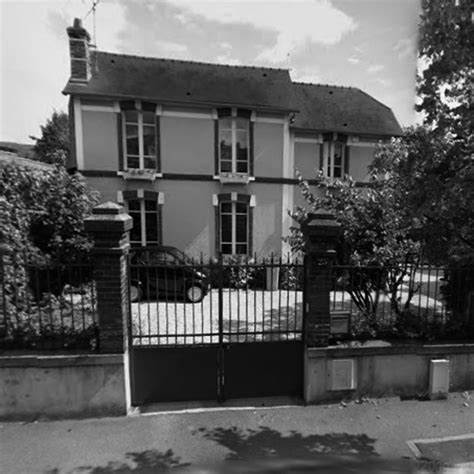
<box><xmin>214</xmin><ymin>174</ymin><xmax>255</xmax><ymax>185</ymax></box>
<box><xmin>117</xmin><ymin>170</ymin><xmax>162</xmax><ymax>181</ymax></box>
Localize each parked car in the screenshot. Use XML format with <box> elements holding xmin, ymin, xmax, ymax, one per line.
<box><xmin>129</xmin><ymin>246</ymin><xmax>210</xmax><ymax>303</ymax></box>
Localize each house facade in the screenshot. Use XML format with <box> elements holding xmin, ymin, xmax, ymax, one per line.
<box><xmin>64</xmin><ymin>19</ymin><xmax>402</xmax><ymax>258</ymax></box>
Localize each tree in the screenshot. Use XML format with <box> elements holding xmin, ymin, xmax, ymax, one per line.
<box><xmin>372</xmin><ymin>127</ymin><xmax>473</xmax><ymax>264</ymax></box>
<box><xmin>417</xmin><ymin>0</ymin><xmax>473</xmax><ymax>136</ymax></box>
<box><xmin>30</xmin><ymin>111</ymin><xmax>69</xmax><ymax>165</ymax></box>
<box><xmin>285</xmin><ymin>172</ymin><xmax>422</xmax><ymax>331</ymax></box>
<box><xmin>0</xmin><ymin>160</ymin><xmax>99</xmax><ymax>264</ymax></box>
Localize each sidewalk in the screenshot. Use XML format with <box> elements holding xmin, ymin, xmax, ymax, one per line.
<box><xmin>1</xmin><ymin>392</ymin><xmax>473</xmax><ymax>473</ymax></box>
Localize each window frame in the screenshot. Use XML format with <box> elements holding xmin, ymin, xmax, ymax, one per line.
<box><xmin>218</xmin><ymin>108</ymin><xmax>251</xmax><ymax>176</ymax></box>
<box><xmin>323</xmin><ymin>141</ymin><xmax>346</xmax><ymax>179</ymax></box>
<box><xmin>125</xmin><ymin>198</ymin><xmax>160</xmax><ymax>247</ymax></box>
<box><xmin>220</xmin><ymin>201</ymin><xmax>249</xmax><ymax>255</ymax></box>
<box><xmin>122</xmin><ymin>103</ymin><xmax>157</xmax><ymax>171</ymax></box>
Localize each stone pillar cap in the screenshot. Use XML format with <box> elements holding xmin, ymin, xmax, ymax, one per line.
<box><xmin>92</xmin><ymin>202</ymin><xmax>124</xmax><ymax>215</ymax></box>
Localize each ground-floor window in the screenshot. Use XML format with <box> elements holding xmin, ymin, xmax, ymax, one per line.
<box><xmin>220</xmin><ymin>201</ymin><xmax>249</xmax><ymax>255</ymax></box>
<box><xmin>126</xmin><ymin>199</ymin><xmax>159</xmax><ymax>247</ymax></box>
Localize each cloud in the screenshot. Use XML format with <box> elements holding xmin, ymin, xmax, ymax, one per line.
<box><xmin>393</xmin><ymin>38</ymin><xmax>415</xmax><ymax>60</ymax></box>
<box><xmin>216</xmin><ymin>55</ymin><xmax>242</xmax><ymax>66</ymax></box>
<box><xmin>290</xmin><ymin>68</ymin><xmax>321</xmax><ymax>84</ymax></box>
<box><xmin>173</xmin><ymin>0</ymin><xmax>357</xmax><ymax>63</ymax></box>
<box><xmin>156</xmin><ymin>41</ymin><xmax>188</xmax><ymax>56</ymax></box>
<box><xmin>367</xmin><ymin>64</ymin><xmax>384</xmax><ymax>73</ymax></box>
<box><xmin>348</xmin><ymin>56</ymin><xmax>360</xmax><ymax>65</ymax></box>
<box><xmin>374</xmin><ymin>77</ymin><xmax>392</xmax><ymax>87</ymax></box>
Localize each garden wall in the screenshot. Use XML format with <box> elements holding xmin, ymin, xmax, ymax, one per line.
<box><xmin>0</xmin><ymin>354</ymin><xmax>127</xmax><ymax>420</ymax></box>
<box><xmin>304</xmin><ymin>343</ymin><xmax>474</xmax><ymax>403</ymax></box>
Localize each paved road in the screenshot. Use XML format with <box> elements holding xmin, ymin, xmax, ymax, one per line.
<box><xmin>1</xmin><ymin>392</ymin><xmax>473</xmax><ymax>473</ymax></box>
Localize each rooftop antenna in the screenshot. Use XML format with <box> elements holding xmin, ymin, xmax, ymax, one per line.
<box><xmin>83</xmin><ymin>0</ymin><xmax>99</xmax><ymax>47</ymax></box>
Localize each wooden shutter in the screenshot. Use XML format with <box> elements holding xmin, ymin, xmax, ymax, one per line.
<box><xmin>67</xmin><ymin>97</ymin><xmax>77</xmax><ymax>172</ymax></box>
<box><xmin>319</xmin><ymin>144</ymin><xmax>324</xmax><ymax>171</ymax></box>
<box><xmin>249</xmin><ymin>121</ymin><xmax>254</xmax><ymax>176</ymax></box>
<box><xmin>344</xmin><ymin>145</ymin><xmax>350</xmax><ymax>176</ymax></box>
<box><xmin>117</xmin><ymin>112</ymin><xmax>124</xmax><ymax>171</ymax></box>
<box><xmin>155</xmin><ymin>115</ymin><xmax>161</xmax><ymax>173</ymax></box>
<box><xmin>214</xmin><ymin>119</ymin><xmax>219</xmax><ymax>175</ymax></box>
<box><xmin>215</xmin><ymin>203</ymin><xmax>221</xmax><ymax>256</ymax></box>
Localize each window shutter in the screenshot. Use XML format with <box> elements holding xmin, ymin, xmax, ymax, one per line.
<box><xmin>215</xmin><ymin>203</ymin><xmax>221</xmax><ymax>256</ymax></box>
<box><xmin>214</xmin><ymin>119</ymin><xmax>219</xmax><ymax>175</ymax></box>
<box><xmin>117</xmin><ymin>112</ymin><xmax>124</xmax><ymax>171</ymax></box>
<box><xmin>249</xmin><ymin>121</ymin><xmax>254</xmax><ymax>176</ymax></box>
<box><xmin>157</xmin><ymin>204</ymin><xmax>163</xmax><ymax>244</ymax></box>
<box><xmin>67</xmin><ymin>97</ymin><xmax>77</xmax><ymax>171</ymax></box>
<box><xmin>319</xmin><ymin>144</ymin><xmax>324</xmax><ymax>171</ymax></box>
<box><xmin>248</xmin><ymin>207</ymin><xmax>254</xmax><ymax>256</ymax></box>
<box><xmin>155</xmin><ymin>115</ymin><xmax>161</xmax><ymax>173</ymax></box>
<box><xmin>344</xmin><ymin>145</ymin><xmax>350</xmax><ymax>176</ymax></box>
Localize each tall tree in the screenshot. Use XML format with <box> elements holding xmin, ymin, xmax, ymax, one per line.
<box><xmin>30</xmin><ymin>111</ymin><xmax>69</xmax><ymax>165</ymax></box>
<box><xmin>417</xmin><ymin>0</ymin><xmax>473</xmax><ymax>136</ymax></box>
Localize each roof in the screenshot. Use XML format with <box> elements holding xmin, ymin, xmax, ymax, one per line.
<box><xmin>291</xmin><ymin>82</ymin><xmax>403</xmax><ymax>136</ymax></box>
<box><xmin>63</xmin><ymin>52</ymin><xmax>296</xmax><ymax>112</ymax></box>
<box><xmin>0</xmin><ymin>151</ymin><xmax>53</xmax><ymax>171</ymax></box>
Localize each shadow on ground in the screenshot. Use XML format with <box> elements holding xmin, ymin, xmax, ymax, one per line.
<box><xmin>196</xmin><ymin>425</ymin><xmax>379</xmax><ymax>461</ymax></box>
<box><xmin>45</xmin><ymin>449</ymin><xmax>189</xmax><ymax>473</ymax></box>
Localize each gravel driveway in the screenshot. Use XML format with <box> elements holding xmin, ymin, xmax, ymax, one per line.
<box><xmin>131</xmin><ymin>288</ymin><xmax>304</xmax><ymax>345</ymax></box>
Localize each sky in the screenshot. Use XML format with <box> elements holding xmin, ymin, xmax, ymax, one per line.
<box><xmin>0</xmin><ymin>0</ymin><xmax>421</xmax><ymax>144</ymax></box>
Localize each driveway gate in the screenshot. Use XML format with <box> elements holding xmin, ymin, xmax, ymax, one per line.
<box><xmin>127</xmin><ymin>252</ymin><xmax>305</xmax><ymax>405</ymax></box>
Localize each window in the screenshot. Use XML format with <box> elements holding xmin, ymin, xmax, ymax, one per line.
<box><xmin>219</xmin><ymin>115</ymin><xmax>250</xmax><ymax>174</ymax></box>
<box><xmin>126</xmin><ymin>199</ymin><xmax>159</xmax><ymax>247</ymax></box>
<box><xmin>220</xmin><ymin>201</ymin><xmax>249</xmax><ymax>255</ymax></box>
<box><xmin>323</xmin><ymin>141</ymin><xmax>346</xmax><ymax>179</ymax></box>
<box><xmin>123</xmin><ymin>109</ymin><xmax>157</xmax><ymax>170</ymax></box>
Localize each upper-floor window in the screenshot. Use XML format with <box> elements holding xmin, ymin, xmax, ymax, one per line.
<box><xmin>123</xmin><ymin>108</ymin><xmax>157</xmax><ymax>170</ymax></box>
<box><xmin>323</xmin><ymin>141</ymin><xmax>346</xmax><ymax>179</ymax></box>
<box><xmin>217</xmin><ymin>108</ymin><xmax>252</xmax><ymax>176</ymax></box>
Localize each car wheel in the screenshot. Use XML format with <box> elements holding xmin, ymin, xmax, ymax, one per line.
<box><xmin>130</xmin><ymin>284</ymin><xmax>143</xmax><ymax>303</ymax></box>
<box><xmin>186</xmin><ymin>284</ymin><xmax>204</xmax><ymax>303</ymax></box>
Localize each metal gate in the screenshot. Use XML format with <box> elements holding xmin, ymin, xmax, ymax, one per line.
<box><xmin>127</xmin><ymin>251</ymin><xmax>305</xmax><ymax>406</ymax></box>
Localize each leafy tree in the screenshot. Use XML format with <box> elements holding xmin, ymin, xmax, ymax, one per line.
<box><xmin>0</xmin><ymin>159</ymin><xmax>99</xmax><ymax>264</ymax></box>
<box><xmin>30</xmin><ymin>111</ymin><xmax>69</xmax><ymax>165</ymax></box>
<box><xmin>417</xmin><ymin>0</ymin><xmax>473</xmax><ymax>136</ymax></box>
<box><xmin>285</xmin><ymin>172</ymin><xmax>422</xmax><ymax>330</ymax></box>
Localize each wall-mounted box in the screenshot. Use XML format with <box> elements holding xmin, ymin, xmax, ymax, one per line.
<box><xmin>328</xmin><ymin>359</ymin><xmax>356</xmax><ymax>391</ymax></box>
<box><xmin>330</xmin><ymin>311</ymin><xmax>350</xmax><ymax>335</ymax></box>
<box><xmin>429</xmin><ymin>359</ymin><xmax>449</xmax><ymax>400</ymax></box>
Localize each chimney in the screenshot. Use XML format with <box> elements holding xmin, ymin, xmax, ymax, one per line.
<box><xmin>67</xmin><ymin>18</ymin><xmax>91</xmax><ymax>83</ymax></box>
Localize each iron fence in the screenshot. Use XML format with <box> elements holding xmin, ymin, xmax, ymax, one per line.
<box><xmin>0</xmin><ymin>252</ymin><xmax>99</xmax><ymax>351</ymax></box>
<box><xmin>128</xmin><ymin>253</ymin><xmax>305</xmax><ymax>346</ymax></box>
<box><xmin>329</xmin><ymin>263</ymin><xmax>474</xmax><ymax>341</ymax></box>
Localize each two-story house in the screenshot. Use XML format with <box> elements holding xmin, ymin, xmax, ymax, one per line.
<box><xmin>64</xmin><ymin>19</ymin><xmax>402</xmax><ymax>258</ymax></box>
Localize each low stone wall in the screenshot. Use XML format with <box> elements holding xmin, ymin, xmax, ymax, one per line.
<box><xmin>304</xmin><ymin>343</ymin><xmax>474</xmax><ymax>404</ymax></box>
<box><xmin>0</xmin><ymin>353</ymin><xmax>127</xmax><ymax>421</ymax></box>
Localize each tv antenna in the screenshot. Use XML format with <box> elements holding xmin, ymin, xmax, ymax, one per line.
<box><xmin>83</xmin><ymin>0</ymin><xmax>100</xmax><ymax>47</ymax></box>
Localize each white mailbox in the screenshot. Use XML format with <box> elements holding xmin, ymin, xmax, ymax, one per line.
<box><xmin>429</xmin><ymin>359</ymin><xmax>450</xmax><ymax>400</ymax></box>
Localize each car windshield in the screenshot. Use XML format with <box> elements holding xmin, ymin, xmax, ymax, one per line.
<box><xmin>168</xmin><ymin>248</ymin><xmax>192</xmax><ymax>264</ymax></box>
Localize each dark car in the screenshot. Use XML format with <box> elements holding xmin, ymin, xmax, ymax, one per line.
<box><xmin>129</xmin><ymin>246</ymin><xmax>210</xmax><ymax>303</ymax></box>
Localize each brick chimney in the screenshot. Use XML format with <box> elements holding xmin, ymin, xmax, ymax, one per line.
<box><xmin>67</xmin><ymin>18</ymin><xmax>91</xmax><ymax>83</ymax></box>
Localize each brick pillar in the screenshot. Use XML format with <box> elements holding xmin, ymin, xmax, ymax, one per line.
<box><xmin>85</xmin><ymin>202</ymin><xmax>133</xmax><ymax>353</ymax></box>
<box><xmin>301</xmin><ymin>210</ymin><xmax>341</xmax><ymax>348</ymax></box>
